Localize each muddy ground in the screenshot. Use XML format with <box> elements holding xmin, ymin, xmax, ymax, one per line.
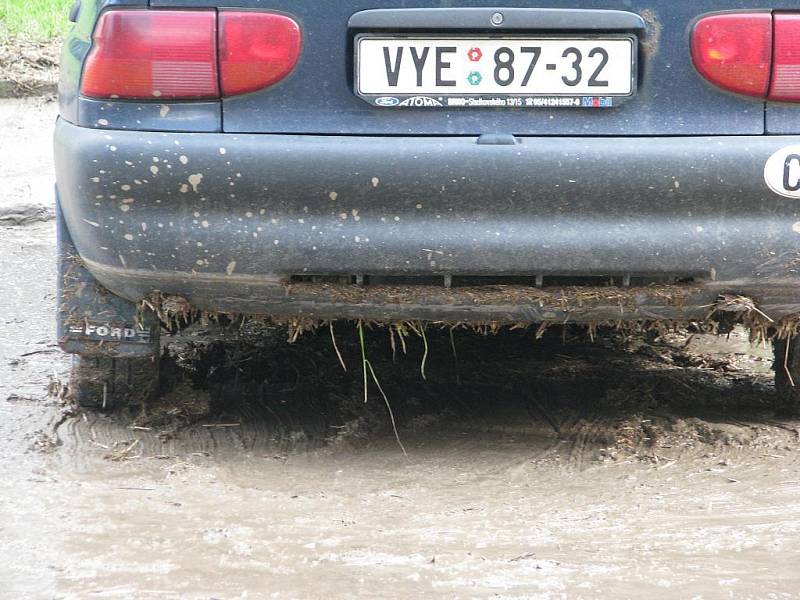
<box><xmin>3</xmin><ymin>96</ymin><xmax>800</xmax><ymax>599</ymax></box>
<box><xmin>0</xmin><ymin>38</ymin><xmax>60</xmax><ymax>98</ymax></box>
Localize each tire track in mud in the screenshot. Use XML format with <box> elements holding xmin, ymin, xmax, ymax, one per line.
<box><xmin>564</xmin><ymin>417</ymin><xmax>599</xmax><ymax>469</ymax></box>
<box><xmin>57</xmin><ymin>385</ymin><xmax>343</xmax><ymax>463</ymax></box>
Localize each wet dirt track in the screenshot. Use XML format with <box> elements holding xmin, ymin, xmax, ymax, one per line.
<box><xmin>2</xmin><ymin>98</ymin><xmax>800</xmax><ymax>599</ymax></box>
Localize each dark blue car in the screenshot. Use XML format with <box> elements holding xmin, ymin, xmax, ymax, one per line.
<box><xmin>55</xmin><ymin>1</ymin><xmax>800</xmax><ymax>410</ymax></box>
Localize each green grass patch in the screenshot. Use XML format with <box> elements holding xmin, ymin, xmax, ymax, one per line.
<box><xmin>1</xmin><ymin>0</ymin><xmax>73</xmax><ymax>39</ymax></box>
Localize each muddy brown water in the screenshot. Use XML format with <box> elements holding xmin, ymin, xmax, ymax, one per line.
<box><xmin>2</xmin><ymin>98</ymin><xmax>800</xmax><ymax>599</ymax></box>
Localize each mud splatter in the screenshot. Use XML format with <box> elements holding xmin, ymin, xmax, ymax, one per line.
<box><xmin>640</xmin><ymin>9</ymin><xmax>662</xmax><ymax>58</ymax></box>
<box><xmin>188</xmin><ymin>173</ymin><xmax>203</xmax><ymax>193</ymax></box>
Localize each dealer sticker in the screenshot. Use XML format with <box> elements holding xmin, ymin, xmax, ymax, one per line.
<box><xmin>764</xmin><ymin>145</ymin><xmax>800</xmax><ymax>198</ymax></box>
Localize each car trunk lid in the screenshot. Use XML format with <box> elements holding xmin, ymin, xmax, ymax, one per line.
<box><xmin>148</xmin><ymin>0</ymin><xmax>772</xmax><ymax>135</ymax></box>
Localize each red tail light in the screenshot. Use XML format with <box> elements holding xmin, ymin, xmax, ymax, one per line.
<box><xmin>692</xmin><ymin>11</ymin><xmax>800</xmax><ymax>103</ymax></box>
<box><xmin>81</xmin><ymin>10</ymin><xmax>301</xmax><ymax>101</ymax></box>
<box><xmin>81</xmin><ymin>10</ymin><xmax>219</xmax><ymax>100</ymax></box>
<box><xmin>690</xmin><ymin>12</ymin><xmax>772</xmax><ymax>98</ymax></box>
<box><xmin>770</xmin><ymin>14</ymin><xmax>800</xmax><ymax>102</ymax></box>
<box><xmin>219</xmin><ymin>12</ymin><xmax>302</xmax><ymax>97</ymax></box>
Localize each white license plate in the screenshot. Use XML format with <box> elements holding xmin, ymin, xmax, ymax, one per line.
<box><xmin>355</xmin><ymin>36</ymin><xmax>637</xmax><ymax>108</ymax></box>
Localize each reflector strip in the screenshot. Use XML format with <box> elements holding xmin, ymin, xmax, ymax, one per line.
<box><xmin>769</xmin><ymin>14</ymin><xmax>800</xmax><ymax>102</ymax></box>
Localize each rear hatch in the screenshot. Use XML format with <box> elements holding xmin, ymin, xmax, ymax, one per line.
<box><xmin>150</xmin><ymin>0</ymin><xmax>775</xmax><ymax>135</ymax></box>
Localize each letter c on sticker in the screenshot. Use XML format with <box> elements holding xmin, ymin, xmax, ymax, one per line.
<box><xmin>765</xmin><ymin>146</ymin><xmax>800</xmax><ymax>199</ymax></box>
<box><xmin>784</xmin><ymin>154</ymin><xmax>800</xmax><ymax>192</ymax></box>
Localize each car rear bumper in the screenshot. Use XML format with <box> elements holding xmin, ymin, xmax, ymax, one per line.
<box><xmin>54</xmin><ymin>119</ymin><xmax>800</xmax><ymax>323</ymax></box>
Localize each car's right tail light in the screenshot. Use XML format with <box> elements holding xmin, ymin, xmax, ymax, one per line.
<box><xmin>769</xmin><ymin>14</ymin><xmax>800</xmax><ymax>102</ymax></box>
<box><xmin>691</xmin><ymin>11</ymin><xmax>800</xmax><ymax>102</ymax></box>
<box><xmin>81</xmin><ymin>9</ymin><xmax>301</xmax><ymax>101</ymax></box>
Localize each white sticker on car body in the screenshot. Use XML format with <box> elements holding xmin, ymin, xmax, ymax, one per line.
<box><xmin>765</xmin><ymin>145</ymin><xmax>800</xmax><ymax>198</ymax></box>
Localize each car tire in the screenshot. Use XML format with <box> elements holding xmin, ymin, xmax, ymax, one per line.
<box><xmin>70</xmin><ymin>354</ymin><xmax>160</xmax><ymax>411</ymax></box>
<box><xmin>773</xmin><ymin>336</ymin><xmax>800</xmax><ymax>415</ymax></box>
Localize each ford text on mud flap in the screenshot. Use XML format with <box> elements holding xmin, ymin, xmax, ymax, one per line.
<box><xmin>56</xmin><ymin>198</ymin><xmax>159</xmax><ymax>361</ymax></box>
<box><xmin>66</xmin><ymin>323</ymin><xmax>151</xmax><ymax>344</ymax></box>
<box><xmin>54</xmin><ymin>2</ymin><xmax>800</xmax><ymax>409</ymax></box>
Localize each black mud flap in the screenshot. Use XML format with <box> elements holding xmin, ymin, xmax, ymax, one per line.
<box><xmin>56</xmin><ymin>191</ymin><xmax>159</xmax><ymax>358</ymax></box>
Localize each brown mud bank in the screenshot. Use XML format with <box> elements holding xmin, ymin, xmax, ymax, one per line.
<box><xmin>0</xmin><ymin>38</ymin><xmax>59</xmax><ymax>98</ymax></box>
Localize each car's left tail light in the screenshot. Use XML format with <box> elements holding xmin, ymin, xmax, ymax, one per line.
<box><xmin>691</xmin><ymin>11</ymin><xmax>800</xmax><ymax>103</ymax></box>
<box><xmin>80</xmin><ymin>10</ymin><xmax>302</xmax><ymax>101</ymax></box>
<box><xmin>81</xmin><ymin>10</ymin><xmax>220</xmax><ymax>100</ymax></box>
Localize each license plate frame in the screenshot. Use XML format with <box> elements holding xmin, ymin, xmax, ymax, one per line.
<box><xmin>354</xmin><ymin>34</ymin><xmax>638</xmax><ymax>109</ymax></box>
